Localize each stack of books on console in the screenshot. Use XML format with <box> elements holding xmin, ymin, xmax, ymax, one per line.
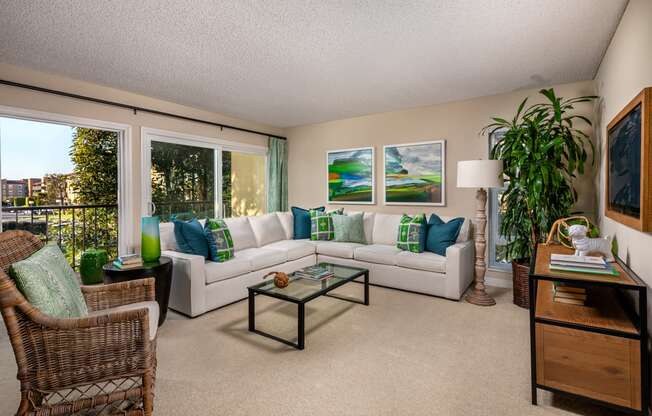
<box><xmin>295</xmin><ymin>265</ymin><xmax>334</xmax><ymax>280</ymax></box>
<box><xmin>113</xmin><ymin>254</ymin><xmax>143</xmax><ymax>270</ymax></box>
<box><xmin>549</xmin><ymin>253</ymin><xmax>619</xmax><ymax>276</ymax></box>
<box><xmin>552</xmin><ymin>282</ymin><xmax>587</xmax><ymax>306</ymax></box>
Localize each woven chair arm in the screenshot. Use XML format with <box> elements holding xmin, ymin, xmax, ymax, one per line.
<box><xmin>15</xmin><ymin>307</ymin><xmax>155</xmax><ymax>391</ymax></box>
<box><xmin>82</xmin><ymin>277</ymin><xmax>155</xmax><ymax>312</ymax></box>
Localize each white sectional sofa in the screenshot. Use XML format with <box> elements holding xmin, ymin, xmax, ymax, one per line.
<box><xmin>161</xmin><ymin>211</ymin><xmax>475</xmax><ymax>317</ymax></box>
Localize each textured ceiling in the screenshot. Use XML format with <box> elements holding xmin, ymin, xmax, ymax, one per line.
<box><xmin>0</xmin><ymin>1</ymin><xmax>627</xmax><ymax>128</ymax></box>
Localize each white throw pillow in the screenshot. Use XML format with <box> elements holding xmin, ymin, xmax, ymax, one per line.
<box><xmin>275</xmin><ymin>211</ymin><xmax>294</xmax><ymax>240</ymax></box>
<box><xmin>249</xmin><ymin>213</ymin><xmax>286</xmax><ymax>247</ymax></box>
<box><xmin>372</xmin><ymin>213</ymin><xmax>402</xmax><ymax>245</ymax></box>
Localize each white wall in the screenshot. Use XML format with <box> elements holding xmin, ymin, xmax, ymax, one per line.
<box><xmin>594</xmin><ymin>0</ymin><xmax>652</xmax><ymax>314</ymax></box>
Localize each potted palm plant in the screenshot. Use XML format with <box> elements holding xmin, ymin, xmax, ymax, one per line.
<box><xmin>483</xmin><ymin>88</ymin><xmax>597</xmax><ymax>308</ymax></box>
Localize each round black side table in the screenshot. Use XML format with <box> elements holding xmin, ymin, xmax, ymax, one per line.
<box><xmin>102</xmin><ymin>256</ymin><xmax>173</xmax><ymax>326</ymax></box>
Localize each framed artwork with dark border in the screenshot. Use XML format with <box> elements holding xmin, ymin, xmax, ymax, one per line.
<box><xmin>326</xmin><ymin>147</ymin><xmax>375</xmax><ymax>204</ymax></box>
<box><xmin>605</xmin><ymin>87</ymin><xmax>651</xmax><ymax>231</ymax></box>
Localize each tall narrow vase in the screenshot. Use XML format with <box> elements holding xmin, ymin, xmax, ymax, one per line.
<box><xmin>141</xmin><ymin>216</ymin><xmax>161</xmax><ymax>263</ymax></box>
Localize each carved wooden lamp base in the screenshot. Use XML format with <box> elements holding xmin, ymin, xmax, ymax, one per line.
<box><xmin>465</xmin><ymin>188</ymin><xmax>496</xmax><ymax>307</ymax></box>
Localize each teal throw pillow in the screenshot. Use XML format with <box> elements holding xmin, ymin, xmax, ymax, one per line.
<box><xmin>204</xmin><ymin>219</ymin><xmax>235</xmax><ymax>262</ymax></box>
<box><xmin>426</xmin><ymin>214</ymin><xmax>464</xmax><ymax>256</ymax></box>
<box><xmin>332</xmin><ymin>213</ymin><xmax>366</xmax><ymax>244</ymax></box>
<box><xmin>173</xmin><ymin>218</ymin><xmax>210</xmax><ymax>259</ymax></box>
<box><xmin>9</xmin><ymin>242</ymin><xmax>88</xmax><ymax>318</ymax></box>
<box><xmin>396</xmin><ymin>214</ymin><xmax>427</xmax><ymax>253</ymax></box>
<box><xmin>291</xmin><ymin>206</ymin><xmax>325</xmax><ymax>239</ymax></box>
<box><xmin>310</xmin><ymin>208</ymin><xmax>343</xmax><ymax>241</ymax></box>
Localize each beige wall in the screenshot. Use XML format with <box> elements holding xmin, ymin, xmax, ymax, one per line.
<box><xmin>0</xmin><ymin>63</ymin><xmax>281</xmax><ymax>251</ymax></box>
<box><xmin>594</xmin><ymin>0</ymin><xmax>652</xmax><ymax>296</ymax></box>
<box><xmin>230</xmin><ymin>152</ymin><xmax>266</xmax><ymax>217</ymax></box>
<box><xmin>287</xmin><ymin>80</ymin><xmax>597</xmax><ymax>284</ymax></box>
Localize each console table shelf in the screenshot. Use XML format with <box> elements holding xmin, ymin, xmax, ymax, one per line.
<box><xmin>529</xmin><ymin>243</ymin><xmax>649</xmax><ymax>415</ymax></box>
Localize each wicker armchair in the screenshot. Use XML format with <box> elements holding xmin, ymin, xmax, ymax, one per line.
<box><xmin>0</xmin><ymin>230</ymin><xmax>157</xmax><ymax>416</ymax></box>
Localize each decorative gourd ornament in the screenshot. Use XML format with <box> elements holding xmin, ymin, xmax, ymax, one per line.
<box><xmin>264</xmin><ymin>271</ymin><xmax>289</xmax><ymax>288</ymax></box>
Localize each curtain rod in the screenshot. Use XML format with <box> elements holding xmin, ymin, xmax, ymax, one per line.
<box><xmin>0</xmin><ymin>79</ymin><xmax>286</xmax><ymax>140</ymax></box>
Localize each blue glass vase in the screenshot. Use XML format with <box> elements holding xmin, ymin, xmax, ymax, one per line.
<box><xmin>141</xmin><ymin>216</ymin><xmax>161</xmax><ymax>263</ymax></box>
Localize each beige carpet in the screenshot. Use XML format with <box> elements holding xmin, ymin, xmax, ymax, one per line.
<box><xmin>0</xmin><ymin>284</ymin><xmax>622</xmax><ymax>416</ymax></box>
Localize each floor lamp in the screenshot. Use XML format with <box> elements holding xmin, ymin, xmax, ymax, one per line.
<box><xmin>457</xmin><ymin>160</ymin><xmax>504</xmax><ymax>306</ymax></box>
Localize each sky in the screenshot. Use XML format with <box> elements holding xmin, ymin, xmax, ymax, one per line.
<box><xmin>0</xmin><ymin>117</ymin><xmax>74</xmax><ymax>179</ymax></box>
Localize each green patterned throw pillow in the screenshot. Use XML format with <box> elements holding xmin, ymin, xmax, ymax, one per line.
<box><xmin>204</xmin><ymin>219</ymin><xmax>235</xmax><ymax>262</ymax></box>
<box><xmin>310</xmin><ymin>208</ymin><xmax>343</xmax><ymax>241</ymax></box>
<box><xmin>332</xmin><ymin>212</ymin><xmax>366</xmax><ymax>244</ymax></box>
<box><xmin>9</xmin><ymin>242</ymin><xmax>88</xmax><ymax>318</ymax></box>
<box><xmin>397</xmin><ymin>214</ymin><xmax>427</xmax><ymax>253</ymax></box>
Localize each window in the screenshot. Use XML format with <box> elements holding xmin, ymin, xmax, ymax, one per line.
<box><xmin>0</xmin><ymin>116</ymin><xmax>121</xmax><ymax>268</ymax></box>
<box><xmin>488</xmin><ymin>129</ymin><xmax>510</xmax><ymax>270</ymax></box>
<box><xmin>143</xmin><ymin>129</ymin><xmax>267</xmax><ymax>221</ymax></box>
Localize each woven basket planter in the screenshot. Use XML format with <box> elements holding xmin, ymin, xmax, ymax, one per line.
<box><xmin>512</xmin><ymin>260</ymin><xmax>530</xmax><ymax>309</ymax></box>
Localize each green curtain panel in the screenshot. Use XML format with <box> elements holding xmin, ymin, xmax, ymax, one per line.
<box><xmin>267</xmin><ymin>137</ymin><xmax>288</xmax><ymax>212</ymax></box>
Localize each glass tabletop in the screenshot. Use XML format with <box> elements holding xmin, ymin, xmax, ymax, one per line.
<box><xmin>248</xmin><ymin>263</ymin><xmax>367</xmax><ymax>302</ymax></box>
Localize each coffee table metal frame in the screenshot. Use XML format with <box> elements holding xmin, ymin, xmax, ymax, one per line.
<box><xmin>248</xmin><ymin>265</ymin><xmax>369</xmax><ymax>350</ymax></box>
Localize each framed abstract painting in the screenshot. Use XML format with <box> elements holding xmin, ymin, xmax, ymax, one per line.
<box><xmin>327</xmin><ymin>147</ymin><xmax>375</xmax><ymax>204</ymax></box>
<box><xmin>605</xmin><ymin>87</ymin><xmax>651</xmax><ymax>231</ymax></box>
<box><xmin>383</xmin><ymin>140</ymin><xmax>446</xmax><ymax>206</ymax></box>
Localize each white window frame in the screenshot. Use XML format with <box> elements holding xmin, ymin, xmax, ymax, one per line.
<box><xmin>140</xmin><ymin>127</ymin><xmax>268</xmax><ymax>220</ymax></box>
<box><xmin>488</xmin><ymin>129</ymin><xmax>510</xmax><ymax>271</ymax></box>
<box><xmin>0</xmin><ymin>105</ymin><xmax>134</xmax><ymax>255</ymax></box>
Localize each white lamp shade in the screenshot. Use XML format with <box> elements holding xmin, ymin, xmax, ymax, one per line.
<box><xmin>457</xmin><ymin>160</ymin><xmax>504</xmax><ymax>188</ymax></box>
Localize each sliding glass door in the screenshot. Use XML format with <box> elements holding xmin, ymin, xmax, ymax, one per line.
<box><xmin>142</xmin><ymin>130</ymin><xmax>267</xmax><ymax>221</ymax></box>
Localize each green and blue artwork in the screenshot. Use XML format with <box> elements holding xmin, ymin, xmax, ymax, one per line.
<box><xmin>327</xmin><ymin>147</ymin><xmax>375</xmax><ymax>204</ymax></box>
<box><xmin>384</xmin><ymin>141</ymin><xmax>445</xmax><ymax>205</ymax></box>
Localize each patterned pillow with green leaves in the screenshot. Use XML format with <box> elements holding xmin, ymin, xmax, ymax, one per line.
<box><xmin>397</xmin><ymin>214</ymin><xmax>427</xmax><ymax>253</ymax></box>
<box><xmin>9</xmin><ymin>242</ymin><xmax>88</xmax><ymax>318</ymax></box>
<box><xmin>310</xmin><ymin>208</ymin><xmax>343</xmax><ymax>241</ymax></box>
<box><xmin>204</xmin><ymin>219</ymin><xmax>234</xmax><ymax>262</ymax></box>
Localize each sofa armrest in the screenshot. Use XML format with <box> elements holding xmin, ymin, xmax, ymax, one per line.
<box><xmin>163</xmin><ymin>250</ymin><xmax>206</xmax><ymax>317</ymax></box>
<box><xmin>444</xmin><ymin>240</ymin><xmax>475</xmax><ymax>300</ymax></box>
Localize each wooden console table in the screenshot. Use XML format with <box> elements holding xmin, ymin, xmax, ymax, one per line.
<box><xmin>529</xmin><ymin>243</ymin><xmax>649</xmax><ymax>415</ymax></box>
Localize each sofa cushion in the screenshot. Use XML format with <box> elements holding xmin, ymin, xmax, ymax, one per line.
<box><xmin>204</xmin><ymin>257</ymin><xmax>252</xmax><ymax>284</ymax></box>
<box><xmin>396</xmin><ymin>251</ymin><xmax>447</xmax><ymax>274</ymax></box>
<box><xmin>345</xmin><ymin>211</ymin><xmax>375</xmax><ymax>243</ymax></box>
<box><xmin>204</xmin><ymin>219</ymin><xmax>235</xmax><ymax>262</ymax></box>
<box><xmin>310</xmin><ymin>208</ymin><xmax>342</xmax><ymax>241</ymax></box>
<box><xmin>354</xmin><ymin>244</ymin><xmax>401</xmax><ymax>265</ymax></box>
<box><xmin>263</xmin><ymin>240</ymin><xmax>315</xmax><ymax>261</ymax></box>
<box><xmin>315</xmin><ymin>241</ymin><xmax>365</xmax><ymax>259</ymax></box>
<box><xmin>397</xmin><ymin>214</ymin><xmax>427</xmax><ymax>253</ymax></box>
<box><xmin>88</xmin><ymin>301</ymin><xmax>159</xmax><ymax>341</ymax></box>
<box><xmin>10</xmin><ymin>242</ymin><xmax>88</xmax><ymax>318</ymax></box>
<box><xmin>249</xmin><ymin>213</ymin><xmax>286</xmax><ymax>247</ymax></box>
<box><xmin>332</xmin><ymin>212</ymin><xmax>366</xmax><ymax>244</ymax></box>
<box><xmin>236</xmin><ymin>248</ymin><xmax>287</xmax><ymax>270</ymax></box>
<box><xmin>276</xmin><ymin>212</ymin><xmax>294</xmax><ymax>240</ymax></box>
<box><xmin>173</xmin><ymin>218</ymin><xmax>210</xmax><ymax>259</ymax></box>
<box><xmin>372</xmin><ymin>213</ymin><xmax>402</xmax><ymax>245</ymax></box>
<box><xmin>223</xmin><ymin>217</ymin><xmax>257</xmax><ymax>251</ymax></box>
<box><xmin>160</xmin><ymin>222</ymin><xmax>177</xmax><ymax>251</ymax></box>
<box><xmin>457</xmin><ymin>218</ymin><xmax>471</xmax><ymax>242</ymax></box>
<box><xmin>291</xmin><ymin>206</ymin><xmax>324</xmax><ymax>239</ymax></box>
<box><xmin>426</xmin><ymin>214</ymin><xmax>465</xmax><ymax>256</ymax></box>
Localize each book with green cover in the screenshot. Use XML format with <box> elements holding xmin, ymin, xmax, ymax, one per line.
<box><xmin>549</xmin><ymin>263</ymin><xmax>619</xmax><ymax>276</ymax></box>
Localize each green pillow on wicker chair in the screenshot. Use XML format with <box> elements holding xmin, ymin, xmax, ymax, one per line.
<box><xmin>9</xmin><ymin>242</ymin><xmax>88</xmax><ymax>318</ymax></box>
<box><xmin>310</xmin><ymin>208</ymin><xmax>343</xmax><ymax>241</ymax></box>
<box><xmin>396</xmin><ymin>214</ymin><xmax>427</xmax><ymax>253</ymax></box>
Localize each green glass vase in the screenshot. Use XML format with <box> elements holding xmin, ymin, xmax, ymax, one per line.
<box><xmin>79</xmin><ymin>248</ymin><xmax>108</xmax><ymax>285</ymax></box>
<box><xmin>141</xmin><ymin>216</ymin><xmax>161</xmax><ymax>263</ymax></box>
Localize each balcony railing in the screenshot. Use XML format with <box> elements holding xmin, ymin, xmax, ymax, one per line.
<box><xmin>1</xmin><ymin>204</ymin><xmax>118</xmax><ymax>269</ymax></box>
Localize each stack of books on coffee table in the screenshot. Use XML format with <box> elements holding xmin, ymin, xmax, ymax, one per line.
<box><xmin>549</xmin><ymin>253</ymin><xmax>618</xmax><ymax>276</ymax></box>
<box><xmin>294</xmin><ymin>265</ymin><xmax>334</xmax><ymax>280</ymax></box>
<box><xmin>113</xmin><ymin>254</ymin><xmax>143</xmax><ymax>270</ymax></box>
<box><xmin>552</xmin><ymin>282</ymin><xmax>587</xmax><ymax>305</ymax></box>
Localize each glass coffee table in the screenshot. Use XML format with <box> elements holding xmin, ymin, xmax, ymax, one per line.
<box><xmin>248</xmin><ymin>263</ymin><xmax>369</xmax><ymax>350</ymax></box>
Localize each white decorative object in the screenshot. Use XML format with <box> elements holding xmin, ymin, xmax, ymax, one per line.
<box><xmin>457</xmin><ymin>159</ymin><xmax>504</xmax><ymax>306</ymax></box>
<box><xmin>567</xmin><ymin>224</ymin><xmax>614</xmax><ymax>262</ymax></box>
